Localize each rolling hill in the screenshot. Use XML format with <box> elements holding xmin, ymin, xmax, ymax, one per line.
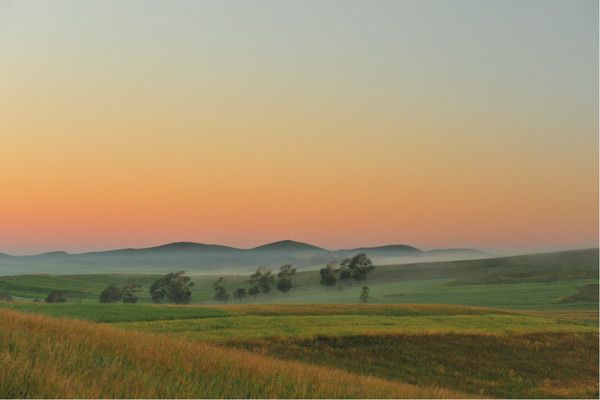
<box><xmin>0</xmin><ymin>240</ymin><xmax>492</xmax><ymax>275</ymax></box>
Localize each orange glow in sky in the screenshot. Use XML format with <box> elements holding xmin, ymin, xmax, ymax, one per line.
<box><xmin>0</xmin><ymin>1</ymin><xmax>597</xmax><ymax>254</ymax></box>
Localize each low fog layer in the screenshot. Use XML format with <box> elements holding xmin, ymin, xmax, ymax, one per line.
<box><xmin>0</xmin><ymin>240</ymin><xmax>495</xmax><ymax>276</ymax></box>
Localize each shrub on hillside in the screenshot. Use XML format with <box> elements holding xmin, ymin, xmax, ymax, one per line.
<box><xmin>359</xmin><ymin>286</ymin><xmax>369</xmax><ymax>303</ymax></box>
<box><xmin>122</xmin><ymin>283</ymin><xmax>141</xmax><ymax>304</ymax></box>
<box><xmin>45</xmin><ymin>291</ymin><xmax>66</xmax><ymax>303</ymax></box>
<box><xmin>99</xmin><ymin>284</ymin><xmax>123</xmax><ymax>303</ymax></box>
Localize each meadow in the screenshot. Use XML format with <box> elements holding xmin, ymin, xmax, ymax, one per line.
<box><xmin>0</xmin><ymin>249</ymin><xmax>597</xmax><ymax>398</ymax></box>
<box><xmin>1</xmin><ymin>248</ymin><xmax>597</xmax><ymax>309</ymax></box>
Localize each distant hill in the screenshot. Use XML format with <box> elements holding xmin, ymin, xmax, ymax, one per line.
<box><xmin>0</xmin><ymin>240</ymin><xmax>494</xmax><ymax>275</ymax></box>
<box><xmin>344</xmin><ymin>244</ymin><xmax>421</xmax><ymax>253</ymax></box>
<box><xmin>252</xmin><ymin>240</ymin><xmax>326</xmax><ymax>252</ymax></box>
<box><xmin>85</xmin><ymin>242</ymin><xmax>241</xmax><ymax>256</ymax></box>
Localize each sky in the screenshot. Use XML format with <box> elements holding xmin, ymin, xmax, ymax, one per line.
<box><xmin>0</xmin><ymin>0</ymin><xmax>598</xmax><ymax>255</ymax></box>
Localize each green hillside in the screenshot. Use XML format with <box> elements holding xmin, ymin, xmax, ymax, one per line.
<box><xmin>0</xmin><ymin>249</ymin><xmax>597</xmax><ymax>310</ymax></box>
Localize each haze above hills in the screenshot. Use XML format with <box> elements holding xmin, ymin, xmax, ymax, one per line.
<box><xmin>0</xmin><ymin>240</ymin><xmax>492</xmax><ymax>276</ymax></box>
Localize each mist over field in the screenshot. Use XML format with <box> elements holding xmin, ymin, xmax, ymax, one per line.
<box><xmin>0</xmin><ymin>240</ymin><xmax>494</xmax><ymax>276</ymax></box>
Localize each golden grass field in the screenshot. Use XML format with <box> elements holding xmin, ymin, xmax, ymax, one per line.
<box><xmin>0</xmin><ymin>302</ymin><xmax>597</xmax><ymax>398</ymax></box>
<box><xmin>0</xmin><ymin>309</ymin><xmax>463</xmax><ymax>399</ymax></box>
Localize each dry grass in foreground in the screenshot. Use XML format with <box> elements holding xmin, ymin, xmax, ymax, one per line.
<box><xmin>0</xmin><ymin>309</ymin><xmax>463</xmax><ymax>399</ymax></box>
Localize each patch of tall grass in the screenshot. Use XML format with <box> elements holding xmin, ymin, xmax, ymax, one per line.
<box><xmin>115</xmin><ymin>313</ymin><xmax>596</xmax><ymax>342</ymax></box>
<box><xmin>227</xmin><ymin>332</ymin><xmax>599</xmax><ymax>398</ymax></box>
<box><xmin>0</xmin><ymin>309</ymin><xmax>462</xmax><ymax>398</ymax></box>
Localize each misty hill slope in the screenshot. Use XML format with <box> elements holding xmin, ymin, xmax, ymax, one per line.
<box><xmin>251</xmin><ymin>240</ymin><xmax>326</xmax><ymax>252</ymax></box>
<box><xmin>344</xmin><ymin>244</ymin><xmax>420</xmax><ymax>253</ymax></box>
<box><xmin>84</xmin><ymin>242</ymin><xmax>242</xmax><ymax>256</ymax></box>
<box><xmin>0</xmin><ymin>240</ymin><xmax>493</xmax><ymax>275</ymax></box>
<box><xmin>0</xmin><ymin>248</ymin><xmax>596</xmax><ymax>310</ymax></box>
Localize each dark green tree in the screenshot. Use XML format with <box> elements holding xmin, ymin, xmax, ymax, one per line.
<box><xmin>213</xmin><ymin>277</ymin><xmax>230</xmax><ymax>303</ymax></box>
<box><xmin>233</xmin><ymin>287</ymin><xmax>248</xmax><ymax>302</ymax></box>
<box><xmin>359</xmin><ymin>286</ymin><xmax>369</xmax><ymax>303</ymax></box>
<box><xmin>149</xmin><ymin>271</ymin><xmax>194</xmax><ymax>304</ymax></box>
<box><xmin>45</xmin><ymin>291</ymin><xmax>66</xmax><ymax>303</ymax></box>
<box><xmin>99</xmin><ymin>284</ymin><xmax>123</xmax><ymax>303</ymax></box>
<box><xmin>340</xmin><ymin>253</ymin><xmax>375</xmax><ymax>282</ymax></box>
<box><xmin>248</xmin><ymin>285</ymin><xmax>260</xmax><ymax>298</ymax></box>
<box><xmin>276</xmin><ymin>264</ymin><xmax>296</xmax><ymax>293</ymax></box>
<box><xmin>122</xmin><ymin>283</ymin><xmax>141</xmax><ymax>304</ymax></box>
<box><xmin>319</xmin><ymin>263</ymin><xmax>338</xmax><ymax>287</ymax></box>
<box><xmin>249</xmin><ymin>266</ymin><xmax>275</xmax><ymax>293</ymax></box>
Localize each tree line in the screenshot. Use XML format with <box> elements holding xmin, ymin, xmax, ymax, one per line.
<box><xmin>26</xmin><ymin>253</ymin><xmax>375</xmax><ymax>304</ymax></box>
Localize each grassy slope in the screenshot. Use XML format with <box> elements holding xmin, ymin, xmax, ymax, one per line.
<box><xmin>0</xmin><ymin>273</ymin><xmax>161</xmax><ymax>302</ymax></box>
<box><xmin>0</xmin><ymin>302</ymin><xmax>231</xmax><ymax>322</ymax></box>
<box><xmin>0</xmin><ymin>302</ymin><xmax>597</xmax><ymax>398</ymax></box>
<box><xmin>0</xmin><ymin>249</ymin><xmax>597</xmax><ymax>309</ymax></box>
<box><xmin>0</xmin><ymin>309</ymin><xmax>461</xmax><ymax>399</ymax></box>
<box><xmin>115</xmin><ymin>313</ymin><xmax>595</xmax><ymax>342</ymax></box>
<box><xmin>227</xmin><ymin>332</ymin><xmax>598</xmax><ymax>398</ymax></box>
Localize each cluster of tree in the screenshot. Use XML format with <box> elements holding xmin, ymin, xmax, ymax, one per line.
<box><xmin>213</xmin><ymin>264</ymin><xmax>297</xmax><ymax>303</ymax></box>
<box><xmin>319</xmin><ymin>253</ymin><xmax>374</xmax><ymax>287</ymax></box>
<box><xmin>150</xmin><ymin>271</ymin><xmax>194</xmax><ymax>304</ymax></box>
<box><xmin>99</xmin><ymin>283</ymin><xmax>141</xmax><ymax>304</ymax></box>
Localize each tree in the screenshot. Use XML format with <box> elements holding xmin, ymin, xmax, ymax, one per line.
<box><xmin>319</xmin><ymin>263</ymin><xmax>338</xmax><ymax>287</ymax></box>
<box><xmin>233</xmin><ymin>287</ymin><xmax>247</xmax><ymax>302</ymax></box>
<box><xmin>276</xmin><ymin>264</ymin><xmax>296</xmax><ymax>294</ymax></box>
<box><xmin>213</xmin><ymin>277</ymin><xmax>230</xmax><ymax>303</ymax></box>
<box><xmin>359</xmin><ymin>286</ymin><xmax>369</xmax><ymax>303</ymax></box>
<box><xmin>149</xmin><ymin>271</ymin><xmax>194</xmax><ymax>304</ymax></box>
<box><xmin>340</xmin><ymin>253</ymin><xmax>375</xmax><ymax>282</ymax></box>
<box><xmin>248</xmin><ymin>285</ymin><xmax>260</xmax><ymax>298</ymax></box>
<box><xmin>99</xmin><ymin>284</ymin><xmax>123</xmax><ymax>303</ymax></box>
<box><xmin>249</xmin><ymin>266</ymin><xmax>275</xmax><ymax>293</ymax></box>
<box><xmin>45</xmin><ymin>291</ymin><xmax>66</xmax><ymax>303</ymax></box>
<box><xmin>122</xmin><ymin>283</ymin><xmax>141</xmax><ymax>304</ymax></box>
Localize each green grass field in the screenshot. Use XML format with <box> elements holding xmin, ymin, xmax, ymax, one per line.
<box><xmin>0</xmin><ymin>249</ymin><xmax>597</xmax><ymax>398</ymax></box>
<box><xmin>1</xmin><ymin>249</ymin><xmax>597</xmax><ymax>310</ymax></box>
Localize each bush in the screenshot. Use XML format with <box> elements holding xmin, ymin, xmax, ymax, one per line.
<box><xmin>99</xmin><ymin>284</ymin><xmax>123</xmax><ymax>303</ymax></box>
<box><xmin>45</xmin><ymin>291</ymin><xmax>66</xmax><ymax>303</ymax></box>
<box><xmin>122</xmin><ymin>284</ymin><xmax>141</xmax><ymax>304</ymax></box>
<box><xmin>359</xmin><ymin>286</ymin><xmax>369</xmax><ymax>303</ymax></box>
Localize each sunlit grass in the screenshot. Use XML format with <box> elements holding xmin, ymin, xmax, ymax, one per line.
<box><xmin>227</xmin><ymin>332</ymin><xmax>599</xmax><ymax>398</ymax></box>
<box><xmin>114</xmin><ymin>313</ymin><xmax>596</xmax><ymax>342</ymax></box>
<box><xmin>0</xmin><ymin>309</ymin><xmax>462</xmax><ymax>399</ymax></box>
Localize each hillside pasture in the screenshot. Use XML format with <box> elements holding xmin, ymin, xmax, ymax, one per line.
<box><xmin>0</xmin><ymin>309</ymin><xmax>461</xmax><ymax>399</ymax></box>
<box><xmin>0</xmin><ymin>249</ymin><xmax>597</xmax><ymax>310</ymax></box>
